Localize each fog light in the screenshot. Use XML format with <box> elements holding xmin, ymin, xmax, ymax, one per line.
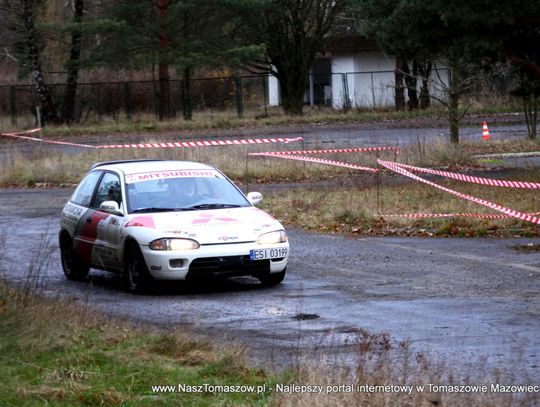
<box><xmin>169</xmin><ymin>259</ymin><xmax>185</xmax><ymax>268</ymax></box>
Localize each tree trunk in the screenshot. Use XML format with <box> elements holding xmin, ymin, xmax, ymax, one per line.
<box><xmin>277</xmin><ymin>65</ymin><xmax>308</xmax><ymax>116</ymax></box>
<box><xmin>21</xmin><ymin>0</ymin><xmax>60</xmax><ymax>125</ymax></box>
<box><xmin>418</xmin><ymin>62</ymin><xmax>432</xmax><ymax>109</ymax></box>
<box><xmin>448</xmin><ymin>65</ymin><xmax>461</xmax><ymax>144</ymax></box>
<box><xmin>280</xmin><ymin>85</ymin><xmax>305</xmax><ymax>115</ymax></box>
<box><xmin>157</xmin><ymin>0</ymin><xmax>171</xmax><ymax>120</ymax></box>
<box><xmin>63</xmin><ymin>0</ymin><xmax>84</xmax><ymax>124</ymax></box>
<box><xmin>182</xmin><ymin>66</ymin><xmax>192</xmax><ymax>120</ymax></box>
<box><xmin>524</xmin><ymin>94</ymin><xmax>538</xmax><ymax>140</ymax></box>
<box><xmin>403</xmin><ymin>61</ymin><xmax>418</xmax><ymax>110</ymax></box>
<box><xmin>394</xmin><ymin>57</ymin><xmax>405</xmax><ymax>111</ymax></box>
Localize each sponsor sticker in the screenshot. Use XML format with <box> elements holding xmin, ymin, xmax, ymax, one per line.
<box><xmin>125</xmin><ymin>169</ymin><xmax>219</xmax><ymax>184</ymax></box>
<box><xmin>218</xmin><ymin>236</ymin><xmax>239</xmax><ymax>242</ymax></box>
<box><xmin>192</xmin><ymin>213</ymin><xmax>239</xmax><ymax>225</ymax></box>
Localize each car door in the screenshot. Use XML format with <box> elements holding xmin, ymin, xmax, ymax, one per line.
<box><xmin>69</xmin><ymin>170</ymin><xmax>103</xmax><ymax>265</ymax></box>
<box><xmin>90</xmin><ymin>171</ymin><xmax>124</xmax><ymax>270</ymax></box>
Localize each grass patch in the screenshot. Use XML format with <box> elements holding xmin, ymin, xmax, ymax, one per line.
<box><xmin>0</xmin><ymin>284</ymin><xmax>277</xmax><ymax>406</ymax></box>
<box><xmin>0</xmin><ymin>141</ymin><xmax>396</xmax><ymax>187</ymax></box>
<box><xmin>477</xmin><ymin>158</ymin><xmax>505</xmax><ymax>166</ymax></box>
<box><xmin>1</xmin><ymin>108</ymin><xmax>538</xmax><ymax>187</ymax></box>
<box><xmin>463</xmin><ymin>139</ymin><xmax>540</xmax><ymax>156</ymax></box>
<box><xmin>261</xmin><ymin>168</ymin><xmax>540</xmax><ymax>237</ymax></box>
<box><xmin>0</xmin><ymin>104</ymin><xmax>525</xmax><ymax>137</ymax></box>
<box><xmin>2</xmin><ymin>135</ymin><xmax>534</xmax><ymax>187</ymax></box>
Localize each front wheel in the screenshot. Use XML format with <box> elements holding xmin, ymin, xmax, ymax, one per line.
<box><xmin>59</xmin><ymin>234</ymin><xmax>89</xmax><ymax>281</ymax></box>
<box><xmin>124</xmin><ymin>242</ymin><xmax>153</xmax><ymax>293</ymax></box>
<box><xmin>258</xmin><ymin>268</ymin><xmax>286</xmax><ymax>286</ymax></box>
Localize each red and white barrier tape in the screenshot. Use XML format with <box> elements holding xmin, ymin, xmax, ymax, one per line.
<box><xmin>378</xmin><ymin>159</ymin><xmax>540</xmax><ymax>225</ymax></box>
<box><xmin>249</xmin><ymin>146</ymin><xmax>398</xmax><ymax>173</ymax></box>
<box><xmin>96</xmin><ymin>137</ymin><xmax>303</xmax><ymax>149</ymax></box>
<box><xmin>1</xmin><ymin>128</ymin><xmax>95</xmax><ymax>148</ymax></box>
<box><xmin>1</xmin><ymin>127</ymin><xmax>96</xmax><ymax>148</ymax></box>
<box><xmin>250</xmin><ymin>146</ymin><xmax>399</xmax><ymax>156</ymax></box>
<box><xmin>251</xmin><ymin>152</ymin><xmax>379</xmax><ymax>173</ymax></box>
<box><xmin>1</xmin><ymin>128</ymin><xmax>41</xmax><ymax>137</ymax></box>
<box><xmin>0</xmin><ymin>129</ymin><xmax>303</xmax><ymax>149</ymax></box>
<box><xmin>390</xmin><ymin>161</ymin><xmax>540</xmax><ymax>189</ymax></box>
<box><xmin>382</xmin><ymin>212</ymin><xmax>540</xmax><ymax>220</ymax></box>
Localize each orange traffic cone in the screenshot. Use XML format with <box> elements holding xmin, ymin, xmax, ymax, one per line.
<box><xmin>482</xmin><ymin>121</ymin><xmax>491</xmax><ymax>140</ymax></box>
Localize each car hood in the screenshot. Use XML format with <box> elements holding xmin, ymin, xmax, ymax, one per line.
<box><xmin>126</xmin><ymin>207</ymin><xmax>283</xmax><ymax>244</ymax></box>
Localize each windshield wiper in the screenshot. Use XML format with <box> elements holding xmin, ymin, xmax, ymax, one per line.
<box><xmin>131</xmin><ymin>207</ymin><xmax>177</xmax><ymax>213</ymax></box>
<box><xmin>186</xmin><ymin>203</ymin><xmax>243</xmax><ymax>210</ymax></box>
<box><xmin>132</xmin><ymin>207</ymin><xmax>200</xmax><ymax>213</ymax></box>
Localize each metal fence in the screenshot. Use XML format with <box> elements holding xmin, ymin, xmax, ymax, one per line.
<box><xmin>0</xmin><ymin>68</ymin><xmax>511</xmax><ymax>126</ymax></box>
<box><xmin>0</xmin><ymin>74</ymin><xmax>271</xmax><ymax>125</ymax></box>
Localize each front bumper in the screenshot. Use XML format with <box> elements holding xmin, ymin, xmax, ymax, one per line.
<box><xmin>140</xmin><ymin>241</ymin><xmax>289</xmax><ymax>280</ymax></box>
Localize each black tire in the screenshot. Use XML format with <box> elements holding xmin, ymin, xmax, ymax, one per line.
<box><xmin>124</xmin><ymin>242</ymin><xmax>153</xmax><ymax>293</ymax></box>
<box><xmin>59</xmin><ymin>234</ymin><xmax>89</xmax><ymax>281</ymax></box>
<box><xmin>259</xmin><ymin>268</ymin><xmax>286</xmax><ymax>286</ymax></box>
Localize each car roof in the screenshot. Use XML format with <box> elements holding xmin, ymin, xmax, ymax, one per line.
<box><xmin>91</xmin><ymin>159</ymin><xmax>216</xmax><ymax>175</ymax></box>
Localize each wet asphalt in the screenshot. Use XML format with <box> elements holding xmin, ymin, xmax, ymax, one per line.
<box><xmin>0</xmin><ymin>187</ymin><xmax>539</xmax><ymax>383</ymax></box>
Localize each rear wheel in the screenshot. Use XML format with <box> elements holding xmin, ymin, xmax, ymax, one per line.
<box><xmin>124</xmin><ymin>242</ymin><xmax>153</xmax><ymax>293</ymax></box>
<box><xmin>59</xmin><ymin>234</ymin><xmax>89</xmax><ymax>281</ymax></box>
<box><xmin>259</xmin><ymin>268</ymin><xmax>286</xmax><ymax>286</ymax></box>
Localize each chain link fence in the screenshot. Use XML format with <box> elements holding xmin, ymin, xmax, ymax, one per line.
<box><xmin>0</xmin><ymin>68</ymin><xmax>515</xmax><ymax>126</ymax></box>
<box><xmin>0</xmin><ymin>74</ymin><xmax>271</xmax><ymax>126</ymax></box>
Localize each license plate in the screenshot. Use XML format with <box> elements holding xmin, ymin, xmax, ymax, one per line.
<box><xmin>250</xmin><ymin>247</ymin><xmax>288</xmax><ymax>261</ymax></box>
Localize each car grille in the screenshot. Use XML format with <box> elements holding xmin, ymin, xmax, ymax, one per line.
<box><xmin>187</xmin><ymin>255</ymin><xmax>270</xmax><ymax>279</ymax></box>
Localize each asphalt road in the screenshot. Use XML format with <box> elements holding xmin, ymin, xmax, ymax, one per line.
<box><xmin>0</xmin><ymin>187</ymin><xmax>539</xmax><ymax>383</ymax></box>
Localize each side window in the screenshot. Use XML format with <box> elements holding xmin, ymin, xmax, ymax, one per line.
<box><xmin>92</xmin><ymin>172</ymin><xmax>122</xmax><ymax>209</ymax></box>
<box><xmin>70</xmin><ymin>171</ymin><xmax>102</xmax><ymax>207</ymax></box>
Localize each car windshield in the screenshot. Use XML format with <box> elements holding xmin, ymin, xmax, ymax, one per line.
<box><xmin>125</xmin><ymin>171</ymin><xmax>250</xmax><ymax>213</ymax></box>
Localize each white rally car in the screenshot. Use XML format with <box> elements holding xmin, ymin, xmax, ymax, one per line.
<box><xmin>59</xmin><ymin>159</ymin><xmax>289</xmax><ymax>292</ymax></box>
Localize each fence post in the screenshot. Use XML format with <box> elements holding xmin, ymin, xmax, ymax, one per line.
<box><xmin>341</xmin><ymin>73</ymin><xmax>351</xmax><ymax>111</ymax></box>
<box><xmin>309</xmin><ymin>72</ymin><xmax>314</xmax><ymax>107</ymax></box>
<box><xmin>9</xmin><ymin>86</ymin><xmax>16</xmax><ymax>125</ymax></box>
<box><xmin>180</xmin><ymin>79</ymin><xmax>187</xmax><ymax>120</ymax></box>
<box><xmin>370</xmin><ymin>72</ymin><xmax>376</xmax><ymax>107</ymax></box>
<box><xmin>36</xmin><ymin>106</ymin><xmax>42</xmax><ymax>128</ymax></box>
<box><xmin>124</xmin><ymin>82</ymin><xmax>132</xmax><ymax>119</ymax></box>
<box><xmin>262</xmin><ymin>75</ymin><xmax>268</xmax><ymax>117</ymax></box>
<box><xmin>96</xmin><ymin>85</ymin><xmax>102</xmax><ymax>123</ymax></box>
<box><xmin>234</xmin><ymin>77</ymin><xmax>244</xmax><ymax>119</ymax></box>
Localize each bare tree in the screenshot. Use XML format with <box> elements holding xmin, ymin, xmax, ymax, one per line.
<box><xmin>63</xmin><ymin>0</ymin><xmax>84</xmax><ymax>124</ymax></box>
<box><xmin>430</xmin><ymin>59</ymin><xmax>479</xmax><ymax>144</ymax></box>
<box><xmin>231</xmin><ymin>0</ymin><xmax>344</xmax><ymax>116</ymax></box>
<box><xmin>8</xmin><ymin>0</ymin><xmax>60</xmax><ymax>124</ymax></box>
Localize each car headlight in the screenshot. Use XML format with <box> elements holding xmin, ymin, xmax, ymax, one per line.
<box><xmin>149</xmin><ymin>238</ymin><xmax>200</xmax><ymax>251</ymax></box>
<box><xmin>257</xmin><ymin>230</ymin><xmax>287</xmax><ymax>245</ymax></box>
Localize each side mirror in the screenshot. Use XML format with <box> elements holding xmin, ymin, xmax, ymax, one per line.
<box><xmin>100</xmin><ymin>200</ymin><xmax>123</xmax><ymax>216</ymax></box>
<box><xmin>247</xmin><ymin>192</ymin><xmax>263</xmax><ymax>206</ymax></box>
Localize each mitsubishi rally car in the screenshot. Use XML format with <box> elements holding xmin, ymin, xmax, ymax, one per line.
<box><xmin>59</xmin><ymin>159</ymin><xmax>289</xmax><ymax>292</ymax></box>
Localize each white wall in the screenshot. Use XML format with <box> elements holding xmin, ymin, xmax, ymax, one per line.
<box><xmin>351</xmin><ymin>51</ymin><xmax>395</xmax><ymax>107</ymax></box>
<box><xmin>268</xmin><ymin>74</ymin><xmax>280</xmax><ymax>106</ymax></box>
<box><xmin>331</xmin><ymin>54</ymin><xmax>356</xmax><ymax>109</ymax></box>
<box><xmin>267</xmin><ymin>52</ymin><xmax>450</xmax><ymax>109</ymax></box>
<box><xmin>331</xmin><ymin>51</ymin><xmax>396</xmax><ymax>108</ymax></box>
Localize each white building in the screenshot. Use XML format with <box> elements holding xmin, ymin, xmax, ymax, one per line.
<box><xmin>268</xmin><ymin>36</ymin><xmax>449</xmax><ymax>109</ymax></box>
